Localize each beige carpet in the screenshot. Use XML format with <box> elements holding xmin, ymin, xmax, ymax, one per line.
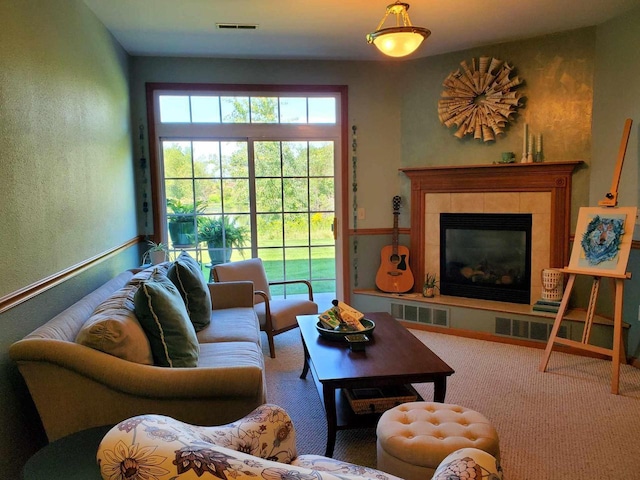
<box><xmin>263</xmin><ymin>326</ymin><xmax>640</xmax><ymax>480</ymax></box>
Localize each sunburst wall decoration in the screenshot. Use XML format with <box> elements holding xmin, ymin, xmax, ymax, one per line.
<box><xmin>438</xmin><ymin>56</ymin><xmax>524</xmax><ymax>142</ymax></box>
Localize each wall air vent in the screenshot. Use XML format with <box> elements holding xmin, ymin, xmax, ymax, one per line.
<box><xmin>390</xmin><ymin>303</ymin><xmax>449</xmax><ymax>327</ymax></box>
<box><xmin>216</xmin><ymin>23</ymin><xmax>258</xmax><ymax>30</ymax></box>
<box><xmin>495</xmin><ymin>316</ymin><xmax>569</xmax><ymax>342</ymax></box>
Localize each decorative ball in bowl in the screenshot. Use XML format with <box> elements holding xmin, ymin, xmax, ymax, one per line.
<box><xmin>315</xmin><ymin>318</ymin><xmax>375</xmax><ymax>342</ymax></box>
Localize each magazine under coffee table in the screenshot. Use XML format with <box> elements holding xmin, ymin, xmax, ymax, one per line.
<box><xmin>297</xmin><ymin>311</ymin><xmax>455</xmax><ymax>457</ymax></box>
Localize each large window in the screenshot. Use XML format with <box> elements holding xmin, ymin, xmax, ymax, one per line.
<box><xmin>148</xmin><ymin>85</ymin><xmax>347</xmax><ymax>300</ymax></box>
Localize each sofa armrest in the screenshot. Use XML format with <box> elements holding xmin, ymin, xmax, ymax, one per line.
<box><xmin>208</xmin><ymin>281</ymin><xmax>255</xmax><ymax>309</ymax></box>
<box><xmin>98</xmin><ymin>411</ymin><xmax>343</xmax><ymax>480</ymax></box>
<box><xmin>10</xmin><ymin>338</ymin><xmax>262</xmax><ymax>398</ymax></box>
<box><xmin>294</xmin><ymin>455</ymin><xmax>402</xmax><ymax>480</ymax></box>
<box><xmin>431</xmin><ymin>448</ymin><xmax>502</xmax><ymax>479</ymax></box>
<box><xmin>209</xmin><ymin>404</ymin><xmax>298</xmax><ymax>463</ymax></box>
<box><xmin>11</xmin><ymin>338</ymin><xmax>266</xmax><ymax>441</ymax></box>
<box><xmin>98</xmin><ymin>405</ymin><xmax>298</xmax><ymax>465</ymax></box>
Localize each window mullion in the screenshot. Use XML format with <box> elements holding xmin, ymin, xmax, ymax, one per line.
<box><xmin>247</xmin><ymin>140</ymin><xmax>258</xmax><ymax>259</ymax></box>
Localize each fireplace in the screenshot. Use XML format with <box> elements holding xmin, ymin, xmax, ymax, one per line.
<box><xmin>399</xmin><ymin>161</ymin><xmax>582</xmax><ymax>304</ymax></box>
<box><xmin>440</xmin><ymin>213</ymin><xmax>532</xmax><ymax>304</ymax></box>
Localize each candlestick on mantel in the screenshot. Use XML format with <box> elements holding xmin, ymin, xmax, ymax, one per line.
<box><xmin>521</xmin><ymin>123</ymin><xmax>529</xmax><ymax>163</ymax></box>
<box><xmin>535</xmin><ymin>133</ymin><xmax>543</xmax><ymax>162</ymax></box>
<box><xmin>536</xmin><ymin>134</ymin><xmax>542</xmax><ymax>153</ymax></box>
<box><xmin>527</xmin><ymin>132</ymin><xmax>534</xmax><ymax>162</ymax></box>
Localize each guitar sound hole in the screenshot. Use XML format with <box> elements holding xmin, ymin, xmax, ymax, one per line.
<box><xmin>390</xmin><ymin>254</ymin><xmax>400</xmax><ymax>264</ymax></box>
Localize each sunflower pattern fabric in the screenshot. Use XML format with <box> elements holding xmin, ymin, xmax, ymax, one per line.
<box><xmin>97</xmin><ymin>404</ymin><xmax>500</xmax><ymax>480</ymax></box>
<box><xmin>96</xmin><ymin>404</ymin><xmax>398</xmax><ymax>480</ymax></box>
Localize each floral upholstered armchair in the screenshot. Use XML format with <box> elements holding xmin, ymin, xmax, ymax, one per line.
<box><xmin>97</xmin><ymin>404</ymin><xmax>502</xmax><ymax>480</ymax></box>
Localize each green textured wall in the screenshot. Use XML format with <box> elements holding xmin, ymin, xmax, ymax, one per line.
<box><xmin>0</xmin><ymin>1</ymin><xmax>137</xmax><ymax>476</ymax></box>
<box><xmin>362</xmin><ymin>29</ymin><xmax>596</xmax><ymax>291</ymax></box>
<box><xmin>591</xmin><ymin>6</ymin><xmax>640</xmax><ymax>357</ymax></box>
<box><xmin>0</xmin><ymin>0</ymin><xmax>137</xmax><ymax>298</ymax></box>
<box><xmin>400</xmin><ymin>28</ymin><xmax>595</xmax><ymax>227</ymax></box>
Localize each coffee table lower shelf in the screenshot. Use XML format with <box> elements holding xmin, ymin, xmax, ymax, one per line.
<box><xmin>344</xmin><ymin>385</ymin><xmax>419</xmax><ymax>415</ymax></box>
<box><xmin>304</xmin><ymin>362</ymin><xmax>430</xmax><ymax>455</ymax></box>
<box><xmin>306</xmin><ymin>368</ymin><xmax>424</xmax><ymax>432</ymax></box>
<box><xmin>336</xmin><ymin>387</ymin><xmax>423</xmax><ymax>429</ymax></box>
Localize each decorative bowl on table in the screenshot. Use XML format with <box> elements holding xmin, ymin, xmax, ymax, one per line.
<box><xmin>315</xmin><ymin>318</ymin><xmax>375</xmax><ymax>342</ymax></box>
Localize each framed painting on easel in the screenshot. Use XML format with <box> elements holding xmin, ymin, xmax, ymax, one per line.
<box><xmin>568</xmin><ymin>206</ymin><xmax>637</xmax><ymax>277</ymax></box>
<box><xmin>541</xmin><ymin>119</ymin><xmax>635</xmax><ymax>395</ymax></box>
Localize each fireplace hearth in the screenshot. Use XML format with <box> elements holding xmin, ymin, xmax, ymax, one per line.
<box><xmin>440</xmin><ymin>213</ymin><xmax>532</xmax><ymax>304</ymax></box>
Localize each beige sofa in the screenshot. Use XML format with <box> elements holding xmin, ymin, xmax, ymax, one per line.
<box><xmin>10</xmin><ymin>263</ymin><xmax>266</xmax><ymax>443</ymax></box>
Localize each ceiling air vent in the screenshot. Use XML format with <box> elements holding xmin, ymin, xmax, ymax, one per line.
<box><xmin>216</xmin><ymin>23</ymin><xmax>258</xmax><ymax>30</ymax></box>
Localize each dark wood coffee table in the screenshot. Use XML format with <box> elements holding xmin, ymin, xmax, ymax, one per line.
<box><xmin>297</xmin><ymin>311</ymin><xmax>454</xmax><ymax>457</ymax></box>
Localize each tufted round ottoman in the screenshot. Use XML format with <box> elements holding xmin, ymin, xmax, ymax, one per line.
<box><xmin>376</xmin><ymin>402</ymin><xmax>500</xmax><ymax>480</ymax></box>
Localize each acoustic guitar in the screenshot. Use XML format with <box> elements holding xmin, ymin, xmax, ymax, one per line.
<box><xmin>375</xmin><ymin>196</ymin><xmax>414</xmax><ymax>293</ymax></box>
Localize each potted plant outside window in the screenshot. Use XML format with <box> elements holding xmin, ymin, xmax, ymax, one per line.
<box><xmin>198</xmin><ymin>216</ymin><xmax>249</xmax><ymax>266</ymax></box>
<box><xmin>167</xmin><ymin>199</ymin><xmax>206</xmax><ymax>248</ymax></box>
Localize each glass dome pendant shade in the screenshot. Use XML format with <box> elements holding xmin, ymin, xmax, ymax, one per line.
<box><xmin>366</xmin><ymin>1</ymin><xmax>431</xmax><ymax>58</ymax></box>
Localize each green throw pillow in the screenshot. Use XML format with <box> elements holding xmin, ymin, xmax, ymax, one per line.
<box><xmin>134</xmin><ymin>270</ymin><xmax>200</xmax><ymax>367</ymax></box>
<box><xmin>167</xmin><ymin>251</ymin><xmax>212</xmax><ymax>331</ymax></box>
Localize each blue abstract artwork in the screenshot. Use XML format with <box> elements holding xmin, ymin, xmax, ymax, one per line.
<box><xmin>579</xmin><ymin>214</ymin><xmax>625</xmax><ymax>266</ymax></box>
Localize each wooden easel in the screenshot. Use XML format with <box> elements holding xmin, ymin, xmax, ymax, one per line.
<box><xmin>539</xmin><ymin>119</ymin><xmax>633</xmax><ymax>394</ymax></box>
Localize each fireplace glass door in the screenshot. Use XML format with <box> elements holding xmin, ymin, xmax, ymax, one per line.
<box><xmin>440</xmin><ymin>213</ymin><xmax>532</xmax><ymax>304</ymax></box>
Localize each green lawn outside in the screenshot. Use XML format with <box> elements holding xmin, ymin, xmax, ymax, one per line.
<box><xmin>263</xmin><ymin>258</ymin><xmax>335</xmax><ymax>295</ymax></box>
<box><xmin>250</xmin><ymin>238</ymin><xmax>335</xmax><ymax>295</ymax></box>
<box><xmin>200</xmin><ymin>242</ymin><xmax>336</xmax><ymax>295</ymax></box>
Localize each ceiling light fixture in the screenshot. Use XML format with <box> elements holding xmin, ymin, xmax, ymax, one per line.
<box><xmin>366</xmin><ymin>1</ymin><xmax>431</xmax><ymax>58</ymax></box>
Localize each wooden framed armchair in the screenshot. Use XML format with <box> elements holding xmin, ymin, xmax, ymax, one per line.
<box><xmin>212</xmin><ymin>258</ymin><xmax>318</xmax><ymax>358</ymax></box>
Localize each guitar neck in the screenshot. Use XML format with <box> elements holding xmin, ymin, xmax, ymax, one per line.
<box><xmin>392</xmin><ymin>212</ymin><xmax>399</xmax><ymax>254</ymax></box>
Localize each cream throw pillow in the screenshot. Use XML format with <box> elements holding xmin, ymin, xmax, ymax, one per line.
<box><xmin>76</xmin><ymin>283</ymin><xmax>154</xmax><ymax>365</ymax></box>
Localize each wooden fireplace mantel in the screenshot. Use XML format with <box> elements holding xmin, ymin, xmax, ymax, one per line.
<box><xmin>400</xmin><ymin>160</ymin><xmax>584</xmax><ymax>294</ymax></box>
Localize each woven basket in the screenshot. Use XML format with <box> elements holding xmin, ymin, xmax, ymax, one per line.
<box><xmin>541</xmin><ymin>268</ymin><xmax>564</xmax><ymax>301</ymax></box>
<box><xmin>344</xmin><ymin>385</ymin><xmax>418</xmax><ymax>415</ymax></box>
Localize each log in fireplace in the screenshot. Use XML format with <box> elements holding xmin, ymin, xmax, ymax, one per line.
<box><xmin>440</xmin><ymin>213</ymin><xmax>532</xmax><ymax>304</ymax></box>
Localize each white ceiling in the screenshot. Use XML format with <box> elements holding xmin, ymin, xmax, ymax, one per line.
<box><xmin>82</xmin><ymin>0</ymin><xmax>640</xmax><ymax>61</ymax></box>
